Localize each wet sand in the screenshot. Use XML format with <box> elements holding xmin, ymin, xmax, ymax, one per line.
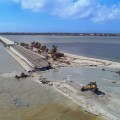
<box><xmin>0</xmin><ymin>42</ymin><xmax>102</xmax><ymax>120</ymax></box>
<box><xmin>11</xmin><ymin>103</ymin><xmax>98</xmax><ymax>120</ymax></box>
<box><xmin>0</xmin><ymin>74</ymin><xmax>100</xmax><ymax>120</ymax></box>
<box><xmin>41</xmin><ymin>67</ymin><xmax>120</xmax><ymax>120</ymax></box>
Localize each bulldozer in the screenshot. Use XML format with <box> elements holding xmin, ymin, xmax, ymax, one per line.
<box><xmin>81</xmin><ymin>82</ymin><xmax>99</xmax><ymax>92</ymax></box>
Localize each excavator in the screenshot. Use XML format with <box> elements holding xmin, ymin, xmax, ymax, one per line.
<box><xmin>81</xmin><ymin>82</ymin><xmax>99</xmax><ymax>92</ymax></box>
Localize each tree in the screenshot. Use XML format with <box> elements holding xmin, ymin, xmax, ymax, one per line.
<box><xmin>41</xmin><ymin>46</ymin><xmax>46</xmax><ymax>51</ymax></box>
<box><xmin>51</xmin><ymin>45</ymin><xmax>57</xmax><ymax>54</ymax></box>
<box><xmin>25</xmin><ymin>44</ymin><xmax>29</xmax><ymax>49</ymax></box>
<box><xmin>31</xmin><ymin>41</ymin><xmax>35</xmax><ymax>47</ymax></box>
<box><xmin>20</xmin><ymin>42</ymin><xmax>25</xmax><ymax>46</ymax></box>
<box><xmin>45</xmin><ymin>48</ymin><xmax>49</xmax><ymax>53</ymax></box>
<box><xmin>31</xmin><ymin>41</ymin><xmax>41</xmax><ymax>48</ymax></box>
<box><xmin>35</xmin><ymin>42</ymin><xmax>38</xmax><ymax>48</ymax></box>
<box><xmin>37</xmin><ymin>43</ymin><xmax>41</xmax><ymax>48</ymax></box>
<box><xmin>38</xmin><ymin>49</ymin><xmax>41</xmax><ymax>54</ymax></box>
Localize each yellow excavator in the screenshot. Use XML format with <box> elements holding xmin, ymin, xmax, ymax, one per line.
<box><xmin>81</xmin><ymin>82</ymin><xmax>99</xmax><ymax>92</ymax></box>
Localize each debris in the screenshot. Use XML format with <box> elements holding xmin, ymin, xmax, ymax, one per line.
<box><xmin>41</xmin><ymin>80</ymin><xmax>50</xmax><ymax>84</ymax></box>
<box><xmin>112</xmin><ymin>81</ymin><xmax>116</xmax><ymax>83</ymax></box>
<box><xmin>15</xmin><ymin>72</ymin><xmax>29</xmax><ymax>79</ymax></box>
<box><xmin>102</xmin><ymin>69</ymin><xmax>105</xmax><ymax>71</ymax></box>
<box><xmin>116</xmin><ymin>71</ymin><xmax>120</xmax><ymax>75</ymax></box>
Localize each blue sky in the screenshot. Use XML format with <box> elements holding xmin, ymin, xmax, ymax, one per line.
<box><xmin>0</xmin><ymin>0</ymin><xmax>120</xmax><ymax>33</ymax></box>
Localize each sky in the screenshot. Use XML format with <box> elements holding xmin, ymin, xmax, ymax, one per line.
<box><xmin>0</xmin><ymin>0</ymin><xmax>120</xmax><ymax>33</ymax></box>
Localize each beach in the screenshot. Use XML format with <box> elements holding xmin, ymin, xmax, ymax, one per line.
<box><xmin>1</xmin><ymin>0</ymin><xmax>120</xmax><ymax>119</ymax></box>
<box><xmin>5</xmin><ymin>46</ymin><xmax>120</xmax><ymax>120</ymax></box>
<box><xmin>0</xmin><ymin>42</ymin><xmax>100</xmax><ymax>120</ymax></box>
<box><xmin>1</xmin><ymin>35</ymin><xmax>120</xmax><ymax>120</ymax></box>
<box><xmin>40</xmin><ymin>52</ymin><xmax>120</xmax><ymax>120</ymax></box>
<box><xmin>51</xmin><ymin>52</ymin><xmax>120</xmax><ymax>68</ymax></box>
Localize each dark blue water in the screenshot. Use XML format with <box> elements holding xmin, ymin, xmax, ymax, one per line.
<box><xmin>46</xmin><ymin>42</ymin><xmax>120</xmax><ymax>62</ymax></box>
<box><xmin>3</xmin><ymin>35</ymin><xmax>120</xmax><ymax>62</ymax></box>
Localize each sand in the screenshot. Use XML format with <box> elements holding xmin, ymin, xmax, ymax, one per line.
<box><xmin>51</xmin><ymin>80</ymin><xmax>118</xmax><ymax>120</ymax></box>
<box><xmin>41</xmin><ymin>53</ymin><xmax>120</xmax><ymax>120</ymax></box>
<box><xmin>50</xmin><ymin>52</ymin><xmax>120</xmax><ymax>69</ymax></box>
<box><xmin>64</xmin><ymin>53</ymin><xmax>120</xmax><ymax>68</ymax></box>
<box><xmin>0</xmin><ymin>72</ymin><xmax>100</xmax><ymax>120</ymax></box>
<box><xmin>59</xmin><ymin>52</ymin><xmax>120</xmax><ymax>68</ymax></box>
<box><xmin>4</xmin><ymin>45</ymin><xmax>120</xmax><ymax>120</ymax></box>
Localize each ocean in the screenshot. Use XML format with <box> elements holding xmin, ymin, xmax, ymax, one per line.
<box><xmin>3</xmin><ymin>35</ymin><xmax>120</xmax><ymax>62</ymax></box>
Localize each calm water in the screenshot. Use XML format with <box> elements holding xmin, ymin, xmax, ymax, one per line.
<box><xmin>42</xmin><ymin>67</ymin><xmax>120</xmax><ymax>94</ymax></box>
<box><xmin>0</xmin><ymin>41</ymin><xmax>99</xmax><ymax>120</ymax></box>
<box><xmin>3</xmin><ymin>35</ymin><xmax>120</xmax><ymax>62</ymax></box>
<box><xmin>1</xmin><ymin>35</ymin><xmax>120</xmax><ymax>119</ymax></box>
<box><xmin>41</xmin><ymin>66</ymin><xmax>120</xmax><ymax>119</ymax></box>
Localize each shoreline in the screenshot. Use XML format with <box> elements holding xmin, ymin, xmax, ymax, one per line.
<box><xmin>4</xmin><ymin>44</ymin><xmax>120</xmax><ymax>120</ymax></box>
<box><xmin>40</xmin><ymin>53</ymin><xmax>120</xmax><ymax>120</ymax></box>
<box><xmin>64</xmin><ymin>52</ymin><xmax>120</xmax><ymax>68</ymax></box>
<box><xmin>51</xmin><ymin>80</ymin><xmax>117</xmax><ymax>120</ymax></box>
<box><xmin>51</xmin><ymin>52</ymin><xmax>120</xmax><ymax>69</ymax></box>
<box><xmin>6</xmin><ymin>43</ymin><xmax>120</xmax><ymax>71</ymax></box>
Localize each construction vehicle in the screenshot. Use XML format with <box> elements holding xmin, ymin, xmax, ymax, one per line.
<box><xmin>81</xmin><ymin>82</ymin><xmax>99</xmax><ymax>92</ymax></box>
<box><xmin>15</xmin><ymin>72</ymin><xmax>29</xmax><ymax>79</ymax></box>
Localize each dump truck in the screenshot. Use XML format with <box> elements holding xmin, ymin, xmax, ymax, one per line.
<box><xmin>81</xmin><ymin>82</ymin><xmax>98</xmax><ymax>92</ymax></box>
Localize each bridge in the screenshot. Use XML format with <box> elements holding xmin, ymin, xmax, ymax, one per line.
<box><xmin>0</xmin><ymin>36</ymin><xmax>14</xmax><ymax>45</ymax></box>
<box><xmin>0</xmin><ymin>36</ymin><xmax>51</xmax><ymax>71</ymax></box>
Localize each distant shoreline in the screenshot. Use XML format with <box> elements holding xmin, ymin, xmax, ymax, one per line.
<box><xmin>1</xmin><ymin>32</ymin><xmax>120</xmax><ymax>36</ymax></box>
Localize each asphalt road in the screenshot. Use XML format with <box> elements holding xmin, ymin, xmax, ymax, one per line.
<box><xmin>13</xmin><ymin>45</ymin><xmax>49</xmax><ymax>69</ymax></box>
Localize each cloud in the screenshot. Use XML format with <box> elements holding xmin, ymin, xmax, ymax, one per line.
<box><xmin>13</xmin><ymin>0</ymin><xmax>120</xmax><ymax>22</ymax></box>
<box><xmin>13</xmin><ymin>0</ymin><xmax>48</xmax><ymax>11</ymax></box>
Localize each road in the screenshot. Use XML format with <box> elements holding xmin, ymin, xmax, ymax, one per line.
<box><xmin>13</xmin><ymin>45</ymin><xmax>50</xmax><ymax>69</ymax></box>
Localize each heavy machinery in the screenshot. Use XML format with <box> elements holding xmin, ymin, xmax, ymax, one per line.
<box><xmin>15</xmin><ymin>72</ymin><xmax>28</xmax><ymax>79</ymax></box>
<box><xmin>81</xmin><ymin>82</ymin><xmax>99</xmax><ymax>92</ymax></box>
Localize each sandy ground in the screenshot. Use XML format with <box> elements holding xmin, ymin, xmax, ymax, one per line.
<box><xmin>50</xmin><ymin>80</ymin><xmax>118</xmax><ymax>120</ymax></box>
<box><xmin>0</xmin><ymin>69</ymin><xmax>99</xmax><ymax>120</ymax></box>
<box><xmin>5</xmin><ymin>46</ymin><xmax>120</xmax><ymax>120</ymax></box>
<box><xmin>51</xmin><ymin>52</ymin><xmax>120</xmax><ymax>69</ymax></box>
<box><xmin>42</xmin><ymin>53</ymin><xmax>120</xmax><ymax>120</ymax></box>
